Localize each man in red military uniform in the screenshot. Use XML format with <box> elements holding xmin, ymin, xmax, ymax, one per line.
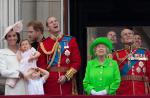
<box><xmin>37</xmin><ymin>16</ymin><xmax>81</xmax><ymax>95</ymax></box>
<box><xmin>113</xmin><ymin>28</ymin><xmax>150</xmax><ymax>95</ymax></box>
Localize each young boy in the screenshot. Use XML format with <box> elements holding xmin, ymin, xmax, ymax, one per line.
<box><xmin>24</xmin><ymin>67</ymin><xmax>49</xmax><ymax>95</ymax></box>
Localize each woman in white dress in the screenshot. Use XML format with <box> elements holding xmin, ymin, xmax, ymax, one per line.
<box><xmin>0</xmin><ymin>21</ymin><xmax>27</xmax><ymax>95</ymax></box>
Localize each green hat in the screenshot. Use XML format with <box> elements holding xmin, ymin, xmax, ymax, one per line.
<box><xmin>90</xmin><ymin>37</ymin><xmax>113</xmax><ymax>56</ymax></box>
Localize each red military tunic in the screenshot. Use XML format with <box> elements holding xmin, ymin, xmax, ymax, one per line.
<box><xmin>37</xmin><ymin>34</ymin><xmax>81</xmax><ymax>95</ymax></box>
<box><xmin>113</xmin><ymin>47</ymin><xmax>150</xmax><ymax>95</ymax></box>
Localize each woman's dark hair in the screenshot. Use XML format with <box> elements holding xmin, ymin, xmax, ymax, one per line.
<box><xmin>5</xmin><ymin>29</ymin><xmax>20</xmax><ymax>44</ymax></box>
<box><xmin>16</xmin><ymin>33</ymin><xmax>20</xmax><ymax>44</ymax></box>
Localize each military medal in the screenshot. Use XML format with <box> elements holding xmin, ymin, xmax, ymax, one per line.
<box><xmin>136</xmin><ymin>67</ymin><xmax>141</xmax><ymax>73</ymax></box>
<box><xmin>143</xmin><ymin>54</ymin><xmax>148</xmax><ymax>61</ymax></box>
<box><xmin>64</xmin><ymin>40</ymin><xmax>71</xmax><ymax>64</ymax></box>
<box><xmin>64</xmin><ymin>49</ymin><xmax>70</xmax><ymax>56</ymax></box>
<box><xmin>128</xmin><ymin>53</ymin><xmax>135</xmax><ymax>60</ymax></box>
<box><xmin>64</xmin><ymin>45</ymin><xmax>69</xmax><ymax>49</ymax></box>
<box><xmin>137</xmin><ymin>54</ymin><xmax>140</xmax><ymax>60</ymax></box>
<box><xmin>134</xmin><ymin>54</ymin><xmax>138</xmax><ymax>58</ymax></box>
<box><xmin>65</xmin><ymin>51</ymin><xmax>70</xmax><ymax>64</ymax></box>
<box><xmin>134</xmin><ymin>54</ymin><xmax>139</xmax><ymax>60</ymax></box>
<box><xmin>64</xmin><ymin>49</ymin><xmax>71</xmax><ymax>64</ymax></box>
<box><xmin>64</xmin><ymin>40</ymin><xmax>69</xmax><ymax>49</ymax></box>
<box><xmin>143</xmin><ymin>67</ymin><xmax>146</xmax><ymax>73</ymax></box>
<box><xmin>139</xmin><ymin>61</ymin><xmax>144</xmax><ymax>68</ymax></box>
<box><xmin>66</xmin><ymin>58</ymin><xmax>70</xmax><ymax>64</ymax></box>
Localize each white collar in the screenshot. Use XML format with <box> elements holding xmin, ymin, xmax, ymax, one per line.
<box><xmin>0</xmin><ymin>48</ymin><xmax>17</xmax><ymax>55</ymax></box>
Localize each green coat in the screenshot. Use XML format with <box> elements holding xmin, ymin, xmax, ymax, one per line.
<box><xmin>83</xmin><ymin>57</ymin><xmax>121</xmax><ymax>95</ymax></box>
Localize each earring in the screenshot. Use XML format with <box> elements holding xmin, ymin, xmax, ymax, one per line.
<box><xmin>107</xmin><ymin>53</ymin><xmax>113</xmax><ymax>59</ymax></box>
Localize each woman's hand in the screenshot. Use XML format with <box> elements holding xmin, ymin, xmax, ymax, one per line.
<box><xmin>97</xmin><ymin>90</ymin><xmax>107</xmax><ymax>95</ymax></box>
<box><xmin>91</xmin><ymin>89</ymin><xmax>107</xmax><ymax>95</ymax></box>
<box><xmin>91</xmin><ymin>89</ymin><xmax>98</xmax><ymax>95</ymax></box>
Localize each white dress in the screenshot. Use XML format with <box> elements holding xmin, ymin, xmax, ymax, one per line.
<box><xmin>0</xmin><ymin>48</ymin><xmax>27</xmax><ymax>95</ymax></box>
<box><xmin>19</xmin><ymin>47</ymin><xmax>37</xmax><ymax>72</ymax></box>
<box><xmin>27</xmin><ymin>77</ymin><xmax>45</xmax><ymax>95</ymax></box>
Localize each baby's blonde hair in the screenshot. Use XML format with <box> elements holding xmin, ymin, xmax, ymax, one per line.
<box><xmin>19</xmin><ymin>39</ymin><xmax>31</xmax><ymax>47</ymax></box>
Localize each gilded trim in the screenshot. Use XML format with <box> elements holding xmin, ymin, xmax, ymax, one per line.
<box><xmin>65</xmin><ymin>67</ymin><xmax>77</xmax><ymax>81</ymax></box>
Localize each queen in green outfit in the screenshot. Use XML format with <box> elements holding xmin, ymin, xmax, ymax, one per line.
<box><xmin>83</xmin><ymin>37</ymin><xmax>121</xmax><ymax>95</ymax></box>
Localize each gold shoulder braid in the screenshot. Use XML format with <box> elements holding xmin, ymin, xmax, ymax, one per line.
<box><xmin>40</xmin><ymin>33</ymin><xmax>63</xmax><ymax>55</ymax></box>
<box><xmin>40</xmin><ymin>39</ymin><xmax>59</xmax><ymax>55</ymax></box>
